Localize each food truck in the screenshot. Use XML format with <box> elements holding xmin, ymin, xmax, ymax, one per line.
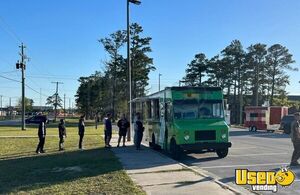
<box><xmin>244</xmin><ymin>106</ymin><xmax>288</xmax><ymax>132</ymax></box>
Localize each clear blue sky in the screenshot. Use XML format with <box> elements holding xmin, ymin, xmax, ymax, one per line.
<box><xmin>0</xmin><ymin>0</ymin><xmax>300</xmax><ymax>107</ymax></box>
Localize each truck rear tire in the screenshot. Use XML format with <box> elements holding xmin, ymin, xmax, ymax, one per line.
<box><xmin>216</xmin><ymin>148</ymin><xmax>228</xmax><ymax>158</ymax></box>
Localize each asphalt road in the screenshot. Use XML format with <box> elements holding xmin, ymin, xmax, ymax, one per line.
<box><xmin>180</xmin><ymin>127</ymin><xmax>300</xmax><ymax>195</ymax></box>
<box><xmin>0</xmin><ymin>119</ymin><xmax>21</xmax><ymax>126</ymax></box>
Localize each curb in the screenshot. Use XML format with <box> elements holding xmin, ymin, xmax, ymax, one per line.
<box><xmin>178</xmin><ymin>163</ymin><xmax>244</xmax><ymax>195</ymax></box>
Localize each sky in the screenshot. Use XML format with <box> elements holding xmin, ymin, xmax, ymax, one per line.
<box><xmin>0</xmin><ymin>0</ymin><xmax>300</xmax><ymax>107</ymax></box>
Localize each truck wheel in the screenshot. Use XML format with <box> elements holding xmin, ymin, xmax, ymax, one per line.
<box><xmin>170</xmin><ymin>139</ymin><xmax>181</xmax><ymax>160</ymax></box>
<box><xmin>216</xmin><ymin>148</ymin><xmax>228</xmax><ymax>158</ymax></box>
<box><xmin>249</xmin><ymin>126</ymin><xmax>252</xmax><ymax>132</ymax></box>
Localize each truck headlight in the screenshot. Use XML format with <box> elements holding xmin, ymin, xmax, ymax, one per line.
<box><xmin>221</xmin><ymin>134</ymin><xmax>227</xmax><ymax>139</ymax></box>
<box><xmin>184</xmin><ymin>135</ymin><xmax>190</xmax><ymax>141</ymax></box>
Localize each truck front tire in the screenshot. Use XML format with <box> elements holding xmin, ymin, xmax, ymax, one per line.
<box><xmin>216</xmin><ymin>148</ymin><xmax>228</xmax><ymax>158</ymax></box>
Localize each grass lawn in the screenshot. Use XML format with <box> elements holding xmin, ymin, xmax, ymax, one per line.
<box><xmin>0</xmin><ymin>121</ymin><xmax>145</xmax><ymax>195</ymax></box>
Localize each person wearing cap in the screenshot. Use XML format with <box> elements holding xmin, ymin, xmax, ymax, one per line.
<box><xmin>104</xmin><ymin>113</ymin><xmax>112</xmax><ymax>148</ymax></box>
<box><xmin>117</xmin><ymin>114</ymin><xmax>130</xmax><ymax>147</ymax></box>
<box><xmin>78</xmin><ymin>115</ymin><xmax>85</xmax><ymax>150</ymax></box>
<box><xmin>290</xmin><ymin>112</ymin><xmax>300</xmax><ymax>166</ymax></box>
<box><xmin>58</xmin><ymin>118</ymin><xmax>67</xmax><ymax>151</ymax></box>
<box><xmin>36</xmin><ymin>117</ymin><xmax>47</xmax><ymax>154</ymax></box>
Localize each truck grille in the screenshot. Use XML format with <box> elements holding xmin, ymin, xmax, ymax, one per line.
<box><xmin>195</xmin><ymin>130</ymin><xmax>216</xmax><ymax>141</ymax></box>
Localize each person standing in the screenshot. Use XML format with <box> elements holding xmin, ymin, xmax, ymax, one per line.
<box><xmin>117</xmin><ymin>114</ymin><xmax>130</xmax><ymax>147</ymax></box>
<box><xmin>78</xmin><ymin>115</ymin><xmax>85</xmax><ymax>150</ymax></box>
<box><xmin>36</xmin><ymin>117</ymin><xmax>47</xmax><ymax>154</ymax></box>
<box><xmin>58</xmin><ymin>119</ymin><xmax>67</xmax><ymax>151</ymax></box>
<box><xmin>134</xmin><ymin>113</ymin><xmax>144</xmax><ymax>150</ymax></box>
<box><xmin>104</xmin><ymin>113</ymin><xmax>112</xmax><ymax>148</ymax></box>
<box><xmin>290</xmin><ymin>112</ymin><xmax>300</xmax><ymax>166</ymax></box>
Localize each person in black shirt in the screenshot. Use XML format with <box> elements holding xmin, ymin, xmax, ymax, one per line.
<box><xmin>78</xmin><ymin>115</ymin><xmax>85</xmax><ymax>150</ymax></box>
<box><xmin>104</xmin><ymin>113</ymin><xmax>112</xmax><ymax>148</ymax></box>
<box><xmin>117</xmin><ymin>114</ymin><xmax>130</xmax><ymax>147</ymax></box>
<box><xmin>134</xmin><ymin>113</ymin><xmax>144</xmax><ymax>150</ymax></box>
<box><xmin>58</xmin><ymin>119</ymin><xmax>67</xmax><ymax>151</ymax></box>
<box><xmin>36</xmin><ymin>118</ymin><xmax>47</xmax><ymax>154</ymax></box>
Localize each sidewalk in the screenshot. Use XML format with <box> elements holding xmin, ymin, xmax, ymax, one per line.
<box><xmin>108</xmin><ymin>135</ymin><xmax>244</xmax><ymax>195</ymax></box>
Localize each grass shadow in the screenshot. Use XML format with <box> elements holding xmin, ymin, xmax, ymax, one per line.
<box><xmin>0</xmin><ymin>147</ymin><xmax>122</xmax><ymax>194</ymax></box>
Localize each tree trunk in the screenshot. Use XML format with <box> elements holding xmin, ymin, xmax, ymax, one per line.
<box><xmin>270</xmin><ymin>66</ymin><xmax>276</xmax><ymax>106</ymax></box>
<box><xmin>233</xmin><ymin>77</ymin><xmax>237</xmax><ymax>124</ymax></box>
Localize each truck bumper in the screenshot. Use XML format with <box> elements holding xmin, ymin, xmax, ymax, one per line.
<box><xmin>180</xmin><ymin>142</ymin><xmax>232</xmax><ymax>151</ymax></box>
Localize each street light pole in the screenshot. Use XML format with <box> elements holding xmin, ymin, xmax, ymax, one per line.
<box><xmin>127</xmin><ymin>0</ymin><xmax>141</xmax><ymax>142</ymax></box>
<box><xmin>158</xmin><ymin>73</ymin><xmax>162</xmax><ymax>91</ymax></box>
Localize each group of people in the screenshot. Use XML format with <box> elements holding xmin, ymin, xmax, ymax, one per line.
<box><xmin>103</xmin><ymin>112</ymin><xmax>144</xmax><ymax>150</ymax></box>
<box><xmin>35</xmin><ymin>112</ymin><xmax>145</xmax><ymax>154</ymax></box>
<box><xmin>36</xmin><ymin>118</ymin><xmax>67</xmax><ymax>154</ymax></box>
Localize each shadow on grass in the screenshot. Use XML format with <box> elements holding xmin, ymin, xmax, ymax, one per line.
<box><xmin>0</xmin><ymin>147</ymin><xmax>121</xmax><ymax>194</ymax></box>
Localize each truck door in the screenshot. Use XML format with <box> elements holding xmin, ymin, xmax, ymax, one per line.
<box><xmin>159</xmin><ymin>97</ymin><xmax>166</xmax><ymax>147</ymax></box>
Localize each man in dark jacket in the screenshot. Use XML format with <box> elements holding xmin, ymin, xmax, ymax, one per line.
<box><xmin>104</xmin><ymin>113</ymin><xmax>112</xmax><ymax>148</ymax></box>
<box><xmin>78</xmin><ymin>115</ymin><xmax>85</xmax><ymax>150</ymax></box>
<box><xmin>290</xmin><ymin>112</ymin><xmax>300</xmax><ymax>166</ymax></box>
<box><xmin>117</xmin><ymin>114</ymin><xmax>130</xmax><ymax>147</ymax></box>
<box><xmin>36</xmin><ymin>118</ymin><xmax>47</xmax><ymax>154</ymax></box>
<box><xmin>134</xmin><ymin>113</ymin><xmax>144</xmax><ymax>150</ymax></box>
<box><xmin>58</xmin><ymin>119</ymin><xmax>67</xmax><ymax>151</ymax></box>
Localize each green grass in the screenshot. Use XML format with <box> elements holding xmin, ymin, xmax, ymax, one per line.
<box><xmin>0</xmin><ymin>123</ymin><xmax>145</xmax><ymax>195</ymax></box>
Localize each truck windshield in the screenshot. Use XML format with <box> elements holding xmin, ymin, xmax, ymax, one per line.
<box><xmin>173</xmin><ymin>100</ymin><xmax>224</xmax><ymax>119</ymax></box>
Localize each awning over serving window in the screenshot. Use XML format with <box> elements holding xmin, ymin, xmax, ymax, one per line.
<box><xmin>129</xmin><ymin>97</ymin><xmax>159</xmax><ymax>103</ymax></box>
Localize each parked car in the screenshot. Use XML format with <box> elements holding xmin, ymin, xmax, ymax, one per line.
<box><xmin>279</xmin><ymin>115</ymin><xmax>295</xmax><ymax>134</ymax></box>
<box><xmin>25</xmin><ymin>115</ymin><xmax>49</xmax><ymax>124</ymax></box>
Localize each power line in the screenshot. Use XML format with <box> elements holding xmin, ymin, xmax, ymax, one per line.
<box><xmin>0</xmin><ymin>70</ymin><xmax>18</xmax><ymax>74</ymax></box>
<box><xmin>0</xmin><ymin>75</ymin><xmax>21</xmax><ymax>83</ymax></box>
<box><xmin>25</xmin><ymin>84</ymin><xmax>49</xmax><ymax>97</ymax></box>
<box><xmin>27</xmin><ymin>75</ymin><xmax>78</xmax><ymax>80</ymax></box>
<box><xmin>0</xmin><ymin>16</ymin><xmax>22</xmax><ymax>44</ymax></box>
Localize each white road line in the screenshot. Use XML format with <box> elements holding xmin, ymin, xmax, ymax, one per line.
<box><xmin>200</xmin><ymin>163</ymin><xmax>289</xmax><ymax>169</ymax></box>
<box><xmin>228</xmin><ymin>152</ymin><xmax>288</xmax><ymax>157</ymax></box>
<box><xmin>230</xmin><ymin>147</ymin><xmax>258</xmax><ymax>150</ymax></box>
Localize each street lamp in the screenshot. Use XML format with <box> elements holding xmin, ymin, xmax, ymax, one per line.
<box><xmin>127</xmin><ymin>0</ymin><xmax>141</xmax><ymax>141</ymax></box>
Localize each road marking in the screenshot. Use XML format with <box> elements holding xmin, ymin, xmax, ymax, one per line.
<box><xmin>228</xmin><ymin>152</ymin><xmax>288</xmax><ymax>157</ymax></box>
<box><xmin>200</xmin><ymin>163</ymin><xmax>289</xmax><ymax>169</ymax></box>
<box><xmin>230</xmin><ymin>147</ymin><xmax>258</xmax><ymax>150</ymax></box>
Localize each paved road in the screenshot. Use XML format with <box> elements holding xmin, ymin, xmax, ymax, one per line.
<box><xmin>0</xmin><ymin>119</ymin><xmax>21</xmax><ymax>126</ymax></box>
<box><xmin>180</xmin><ymin>128</ymin><xmax>300</xmax><ymax>195</ymax></box>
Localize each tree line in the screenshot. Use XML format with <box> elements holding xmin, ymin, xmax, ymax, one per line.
<box><xmin>75</xmin><ymin>23</ymin><xmax>155</xmax><ymax>119</ymax></box>
<box><xmin>183</xmin><ymin>40</ymin><xmax>298</xmax><ymax>124</ymax></box>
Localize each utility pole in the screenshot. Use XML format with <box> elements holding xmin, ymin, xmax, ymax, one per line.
<box><xmin>127</xmin><ymin>0</ymin><xmax>141</xmax><ymax>141</ymax></box>
<box><xmin>51</xmin><ymin>81</ymin><xmax>63</xmax><ymax>122</ymax></box>
<box><xmin>40</xmin><ymin>88</ymin><xmax>42</xmax><ymax>111</ymax></box>
<box><xmin>69</xmin><ymin>98</ymin><xmax>71</xmax><ymax>114</ymax></box>
<box><xmin>64</xmin><ymin>94</ymin><xmax>66</xmax><ymax>119</ymax></box>
<box><xmin>0</xmin><ymin>95</ymin><xmax>2</xmax><ymax>110</ymax></box>
<box><xmin>158</xmin><ymin>73</ymin><xmax>162</xmax><ymax>91</ymax></box>
<box><xmin>16</xmin><ymin>43</ymin><xmax>27</xmax><ymax>130</ymax></box>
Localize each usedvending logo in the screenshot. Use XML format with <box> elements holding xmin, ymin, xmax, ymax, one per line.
<box><xmin>235</xmin><ymin>167</ymin><xmax>295</xmax><ymax>192</ymax></box>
